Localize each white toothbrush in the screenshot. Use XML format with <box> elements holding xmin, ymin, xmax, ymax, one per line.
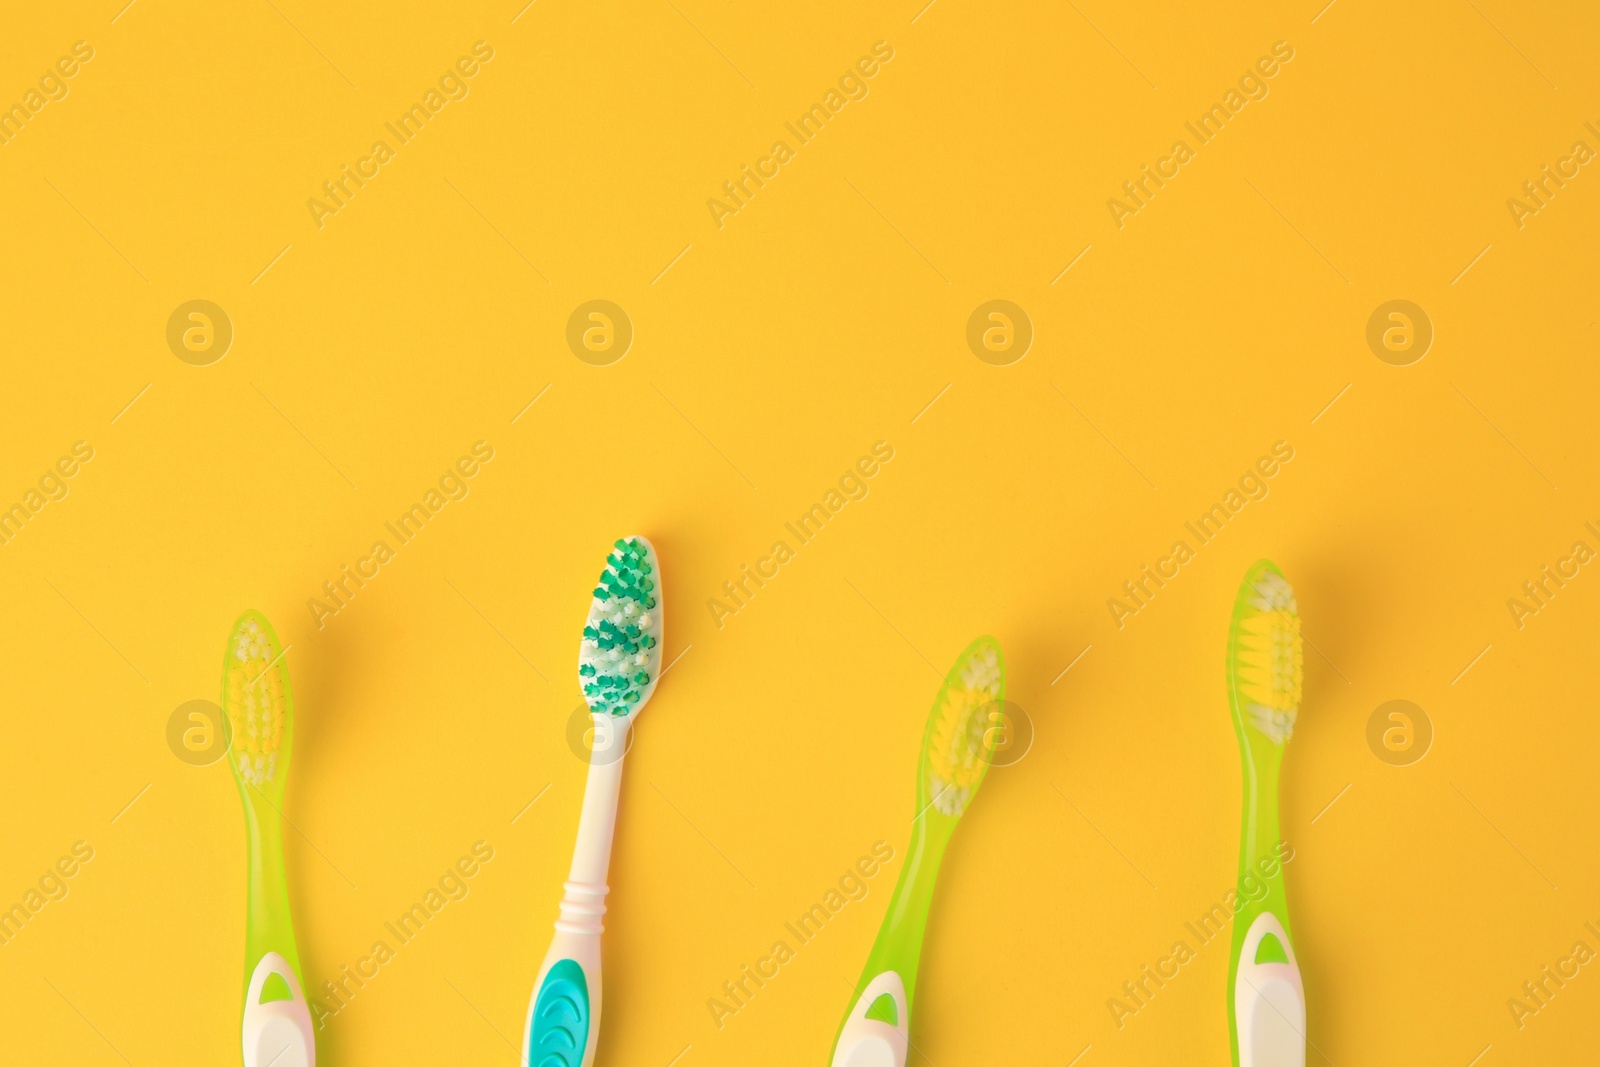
<box><xmin>523</xmin><ymin>536</ymin><xmax>663</xmax><ymax>1067</ymax></box>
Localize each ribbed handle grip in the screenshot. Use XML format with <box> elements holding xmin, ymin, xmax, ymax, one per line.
<box><xmin>553</xmin><ymin>879</ymin><xmax>608</xmax><ymax>936</ymax></box>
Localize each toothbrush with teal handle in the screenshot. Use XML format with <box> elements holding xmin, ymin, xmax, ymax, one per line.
<box><xmin>224</xmin><ymin>611</ymin><xmax>316</xmax><ymax>1067</ymax></box>
<box><xmin>829</xmin><ymin>637</ymin><xmax>1004</xmax><ymax>1067</ymax></box>
<box><xmin>1226</xmin><ymin>561</ymin><xmax>1305</xmax><ymax>1067</ymax></box>
<box><xmin>524</xmin><ymin>537</ymin><xmax>663</xmax><ymax>1067</ymax></box>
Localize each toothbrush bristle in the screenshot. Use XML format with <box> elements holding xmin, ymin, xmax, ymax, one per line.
<box><xmin>1233</xmin><ymin>567</ymin><xmax>1303</xmax><ymax>744</ymax></box>
<box><xmin>925</xmin><ymin>641</ymin><xmax>1004</xmax><ymax>817</ymax></box>
<box><xmin>222</xmin><ymin>613</ymin><xmax>289</xmax><ymax>786</ymax></box>
<box><xmin>579</xmin><ymin>537</ymin><xmax>661</xmax><ymax>717</ymax></box>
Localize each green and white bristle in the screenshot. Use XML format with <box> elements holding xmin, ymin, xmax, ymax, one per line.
<box><xmin>578</xmin><ymin>537</ymin><xmax>661</xmax><ymax>717</ymax></box>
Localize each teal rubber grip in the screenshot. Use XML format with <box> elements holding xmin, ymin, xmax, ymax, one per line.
<box><xmin>527</xmin><ymin>959</ymin><xmax>590</xmax><ymax>1067</ymax></box>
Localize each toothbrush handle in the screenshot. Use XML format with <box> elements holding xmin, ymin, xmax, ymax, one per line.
<box><xmin>1231</xmin><ymin>913</ymin><xmax>1305</xmax><ymax>1067</ymax></box>
<box><xmin>242</xmin><ymin>951</ymin><xmax>316</xmax><ymax>1067</ymax></box>
<box><xmin>831</xmin><ymin>971</ymin><xmax>909</xmax><ymax>1067</ymax></box>
<box><xmin>858</xmin><ymin>815</ymin><xmax>950</xmax><ymax>1014</ymax></box>
<box><xmin>830</xmin><ymin>816</ymin><xmax>951</xmax><ymax>1067</ymax></box>
<box><xmin>242</xmin><ymin>793</ymin><xmax>300</xmax><ymax>976</ymax></box>
<box><xmin>525</xmin><ymin>733</ymin><xmax>626</xmax><ymax>1067</ymax></box>
<box><xmin>1229</xmin><ymin>748</ymin><xmax>1302</xmax><ymax>1067</ymax></box>
<box><xmin>240</xmin><ymin>795</ymin><xmax>314</xmax><ymax>1067</ymax></box>
<box><xmin>566</xmin><ymin>732</ymin><xmax>627</xmax><ymax>888</ymax></box>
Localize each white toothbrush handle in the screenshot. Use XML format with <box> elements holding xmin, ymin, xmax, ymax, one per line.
<box><xmin>1234</xmin><ymin>913</ymin><xmax>1306</xmax><ymax>1067</ymax></box>
<box><xmin>241</xmin><ymin>952</ymin><xmax>315</xmax><ymax>1067</ymax></box>
<box><xmin>525</xmin><ymin>719</ymin><xmax>628</xmax><ymax>1067</ymax></box>
<box><xmin>831</xmin><ymin>971</ymin><xmax>909</xmax><ymax>1067</ymax></box>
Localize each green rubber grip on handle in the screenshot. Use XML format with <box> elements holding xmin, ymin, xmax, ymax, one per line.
<box><xmin>526</xmin><ymin>959</ymin><xmax>591</xmax><ymax>1067</ymax></box>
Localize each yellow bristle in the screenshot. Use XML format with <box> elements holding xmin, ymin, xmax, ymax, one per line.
<box><xmin>925</xmin><ymin>643</ymin><xmax>1003</xmax><ymax>817</ymax></box>
<box><xmin>222</xmin><ymin>615</ymin><xmax>290</xmax><ymax>787</ymax></box>
<box><xmin>1232</xmin><ymin>568</ymin><xmax>1303</xmax><ymax>744</ymax></box>
<box><xmin>1236</xmin><ymin>611</ymin><xmax>1304</xmax><ymax>711</ymax></box>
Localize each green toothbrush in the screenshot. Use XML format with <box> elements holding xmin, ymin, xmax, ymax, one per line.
<box><xmin>1226</xmin><ymin>561</ymin><xmax>1305</xmax><ymax>1067</ymax></box>
<box><xmin>223</xmin><ymin>611</ymin><xmax>315</xmax><ymax>1067</ymax></box>
<box><xmin>828</xmin><ymin>636</ymin><xmax>1004</xmax><ymax>1067</ymax></box>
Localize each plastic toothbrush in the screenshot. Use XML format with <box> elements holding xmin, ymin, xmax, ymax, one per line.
<box><xmin>829</xmin><ymin>636</ymin><xmax>1005</xmax><ymax>1067</ymax></box>
<box><xmin>524</xmin><ymin>536</ymin><xmax>663</xmax><ymax>1067</ymax></box>
<box><xmin>1226</xmin><ymin>560</ymin><xmax>1306</xmax><ymax>1067</ymax></box>
<box><xmin>223</xmin><ymin>611</ymin><xmax>316</xmax><ymax>1067</ymax></box>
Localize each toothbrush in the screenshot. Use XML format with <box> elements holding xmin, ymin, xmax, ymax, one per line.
<box><xmin>524</xmin><ymin>537</ymin><xmax>663</xmax><ymax>1067</ymax></box>
<box><xmin>223</xmin><ymin>611</ymin><xmax>316</xmax><ymax>1067</ymax></box>
<box><xmin>1226</xmin><ymin>561</ymin><xmax>1305</xmax><ymax>1067</ymax></box>
<box><xmin>829</xmin><ymin>636</ymin><xmax>1004</xmax><ymax>1067</ymax></box>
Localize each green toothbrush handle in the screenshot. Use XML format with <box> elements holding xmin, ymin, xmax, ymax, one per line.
<box><xmin>1228</xmin><ymin>745</ymin><xmax>1303</xmax><ymax>1067</ymax></box>
<box><xmin>243</xmin><ymin>796</ymin><xmax>300</xmax><ymax>972</ymax></box>
<box><xmin>860</xmin><ymin>816</ymin><xmax>951</xmax><ymax>1000</ymax></box>
<box><xmin>240</xmin><ymin>793</ymin><xmax>314</xmax><ymax>1067</ymax></box>
<box><xmin>1230</xmin><ymin>744</ymin><xmax>1291</xmax><ymax>944</ymax></box>
<box><xmin>829</xmin><ymin>816</ymin><xmax>952</xmax><ymax>1067</ymax></box>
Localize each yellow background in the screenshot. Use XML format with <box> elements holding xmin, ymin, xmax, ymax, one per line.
<box><xmin>2</xmin><ymin>1</ymin><xmax>1598</xmax><ymax>1064</ymax></box>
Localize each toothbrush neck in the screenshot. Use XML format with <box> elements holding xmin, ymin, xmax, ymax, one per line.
<box><xmin>1242</xmin><ymin>746</ymin><xmax>1283</xmax><ymax>861</ymax></box>
<box><xmin>241</xmin><ymin>788</ymin><xmax>298</xmax><ymax>975</ymax></box>
<box><xmin>1237</xmin><ymin>743</ymin><xmax>1289</xmax><ymax>926</ymax></box>
<box><xmin>863</xmin><ymin>812</ymin><xmax>953</xmax><ymax>1014</ymax></box>
<box><xmin>567</xmin><ymin>743</ymin><xmax>628</xmax><ymax>889</ymax></box>
<box><xmin>550</xmin><ymin>743</ymin><xmax>629</xmax><ymax>939</ymax></box>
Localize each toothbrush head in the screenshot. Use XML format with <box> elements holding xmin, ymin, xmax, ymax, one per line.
<box><xmin>918</xmin><ymin>636</ymin><xmax>1006</xmax><ymax>819</ymax></box>
<box><xmin>1228</xmin><ymin>560</ymin><xmax>1303</xmax><ymax>745</ymax></box>
<box><xmin>578</xmin><ymin>536</ymin><xmax>662</xmax><ymax>719</ymax></box>
<box><xmin>221</xmin><ymin>610</ymin><xmax>294</xmax><ymax>800</ymax></box>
